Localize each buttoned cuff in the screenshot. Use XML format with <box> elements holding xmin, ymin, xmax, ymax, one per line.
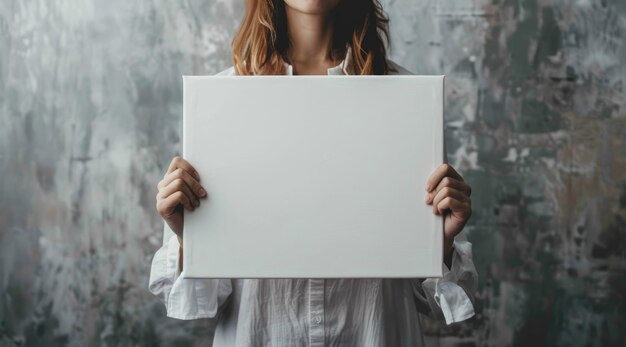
<box><xmin>164</xmin><ymin>236</ymin><xmax>230</xmax><ymax>320</ymax></box>
<box><xmin>432</xmin><ymin>240</ymin><xmax>476</xmax><ymax>324</ymax></box>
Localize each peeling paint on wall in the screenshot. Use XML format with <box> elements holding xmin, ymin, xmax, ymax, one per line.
<box><xmin>0</xmin><ymin>0</ymin><xmax>624</xmax><ymax>346</ymax></box>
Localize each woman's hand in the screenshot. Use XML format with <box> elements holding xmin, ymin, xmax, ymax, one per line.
<box><xmin>156</xmin><ymin>156</ymin><xmax>208</xmax><ymax>246</ymax></box>
<box><xmin>424</xmin><ymin>164</ymin><xmax>472</xmax><ymax>265</ymax></box>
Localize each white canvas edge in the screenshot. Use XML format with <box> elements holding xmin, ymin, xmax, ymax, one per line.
<box><xmin>181</xmin><ymin>75</ymin><xmax>445</xmax><ymax>279</ymax></box>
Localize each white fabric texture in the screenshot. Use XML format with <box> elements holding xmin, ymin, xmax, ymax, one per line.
<box><xmin>148</xmin><ymin>49</ymin><xmax>478</xmax><ymax>346</ymax></box>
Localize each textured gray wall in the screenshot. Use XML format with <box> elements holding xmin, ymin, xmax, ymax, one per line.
<box><xmin>1</xmin><ymin>0</ymin><xmax>625</xmax><ymax>346</ymax></box>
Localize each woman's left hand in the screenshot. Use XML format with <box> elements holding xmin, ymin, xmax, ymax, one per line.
<box><xmin>424</xmin><ymin>164</ymin><xmax>472</xmax><ymax>254</ymax></box>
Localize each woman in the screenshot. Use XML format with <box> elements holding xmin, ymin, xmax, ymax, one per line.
<box><xmin>149</xmin><ymin>0</ymin><xmax>477</xmax><ymax>346</ymax></box>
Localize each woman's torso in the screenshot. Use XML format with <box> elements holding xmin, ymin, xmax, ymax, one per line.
<box><xmin>211</xmin><ymin>60</ymin><xmax>423</xmax><ymax>347</ymax></box>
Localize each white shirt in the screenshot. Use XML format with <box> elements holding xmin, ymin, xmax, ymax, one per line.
<box><xmin>149</xmin><ymin>49</ymin><xmax>478</xmax><ymax>347</ymax></box>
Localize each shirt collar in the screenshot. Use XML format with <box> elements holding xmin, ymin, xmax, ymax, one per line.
<box><xmin>283</xmin><ymin>46</ymin><xmax>353</xmax><ymax>76</ymax></box>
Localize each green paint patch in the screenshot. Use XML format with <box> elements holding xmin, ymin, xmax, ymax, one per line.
<box><xmin>527</xmin><ymin>201</ymin><xmax>552</xmax><ymax>219</ymax></box>
<box><xmin>532</xmin><ymin>7</ymin><xmax>562</xmax><ymax>69</ymax></box>
<box><xmin>504</xmin><ymin>0</ymin><xmax>540</xmax><ymax>90</ymax></box>
<box><xmin>478</xmin><ymin>89</ymin><xmax>510</xmax><ymax>130</ymax></box>
<box><xmin>516</xmin><ymin>99</ymin><xmax>562</xmax><ymax>133</ymax></box>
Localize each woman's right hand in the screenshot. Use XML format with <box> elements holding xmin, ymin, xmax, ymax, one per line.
<box><xmin>156</xmin><ymin>156</ymin><xmax>207</xmax><ymax>245</ymax></box>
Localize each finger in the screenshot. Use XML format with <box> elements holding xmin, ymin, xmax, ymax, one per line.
<box><xmin>159</xmin><ymin>178</ymin><xmax>200</xmax><ymax>207</ymax></box>
<box><xmin>435</xmin><ymin>197</ymin><xmax>471</xmax><ymax>218</ymax></box>
<box><xmin>157</xmin><ymin>191</ymin><xmax>194</xmax><ymax>218</ymax></box>
<box><xmin>166</xmin><ymin>156</ymin><xmax>201</xmax><ymax>181</ymax></box>
<box><xmin>426</xmin><ymin>164</ymin><xmax>463</xmax><ymax>192</ymax></box>
<box><xmin>159</xmin><ymin>167</ymin><xmax>207</xmax><ymax>198</ymax></box>
<box><xmin>431</xmin><ymin>187</ymin><xmax>469</xmax><ymax>214</ymax></box>
<box><xmin>425</xmin><ymin>177</ymin><xmax>471</xmax><ymax>203</ymax></box>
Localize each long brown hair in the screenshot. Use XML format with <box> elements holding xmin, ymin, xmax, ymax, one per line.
<box><xmin>232</xmin><ymin>0</ymin><xmax>395</xmax><ymax>75</ymax></box>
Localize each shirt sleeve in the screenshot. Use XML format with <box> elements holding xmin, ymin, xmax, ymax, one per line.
<box><xmin>411</xmin><ymin>230</ymin><xmax>477</xmax><ymax>325</ymax></box>
<box><xmin>410</xmin><ymin>140</ymin><xmax>477</xmax><ymax>325</ymax></box>
<box><xmin>148</xmin><ymin>220</ymin><xmax>233</xmax><ymax>320</ymax></box>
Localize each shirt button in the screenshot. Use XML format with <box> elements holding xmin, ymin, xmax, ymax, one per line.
<box><xmin>313</xmin><ymin>316</ymin><xmax>322</xmax><ymax>324</ymax></box>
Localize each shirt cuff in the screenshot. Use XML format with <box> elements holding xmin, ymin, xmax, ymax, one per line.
<box><xmin>166</xmin><ymin>234</ymin><xmax>182</xmax><ymax>280</ymax></box>
<box><xmin>433</xmin><ymin>240</ymin><xmax>476</xmax><ymax>324</ymax></box>
<box><xmin>164</xmin><ymin>236</ymin><xmax>230</xmax><ymax>320</ymax></box>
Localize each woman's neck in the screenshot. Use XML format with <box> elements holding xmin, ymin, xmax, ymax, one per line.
<box><xmin>285</xmin><ymin>5</ymin><xmax>340</xmax><ymax>75</ymax></box>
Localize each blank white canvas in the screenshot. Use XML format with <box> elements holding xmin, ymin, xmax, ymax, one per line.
<box><xmin>182</xmin><ymin>75</ymin><xmax>444</xmax><ymax>279</ymax></box>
